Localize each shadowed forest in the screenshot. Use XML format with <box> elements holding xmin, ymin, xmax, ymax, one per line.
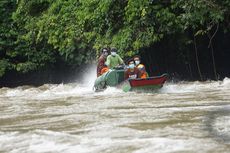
<box><xmin>0</xmin><ymin>0</ymin><xmax>229</xmax><ymax>87</ymax></box>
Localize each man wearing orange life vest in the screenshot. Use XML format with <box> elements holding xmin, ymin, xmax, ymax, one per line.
<box><xmin>97</xmin><ymin>48</ymin><xmax>109</xmax><ymax>77</ymax></box>
<box><xmin>133</xmin><ymin>56</ymin><xmax>149</xmax><ymax>79</ymax></box>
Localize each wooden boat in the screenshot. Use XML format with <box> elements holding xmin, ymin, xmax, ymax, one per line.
<box><xmin>121</xmin><ymin>74</ymin><xmax>168</xmax><ymax>92</ymax></box>
<box><xmin>93</xmin><ymin>69</ymin><xmax>168</xmax><ymax>92</ymax></box>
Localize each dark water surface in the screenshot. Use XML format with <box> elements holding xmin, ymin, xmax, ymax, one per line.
<box><xmin>0</xmin><ymin>78</ymin><xmax>230</xmax><ymax>153</ymax></box>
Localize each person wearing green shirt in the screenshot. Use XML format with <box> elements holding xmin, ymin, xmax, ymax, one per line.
<box><xmin>105</xmin><ymin>48</ymin><xmax>124</xmax><ymax>69</ymax></box>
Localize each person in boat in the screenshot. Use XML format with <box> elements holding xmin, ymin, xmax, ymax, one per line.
<box><xmin>105</xmin><ymin>47</ymin><xmax>124</xmax><ymax>69</ymax></box>
<box><xmin>133</xmin><ymin>55</ymin><xmax>149</xmax><ymax>79</ymax></box>
<box><xmin>97</xmin><ymin>48</ymin><xmax>109</xmax><ymax>77</ymax></box>
<box><xmin>124</xmin><ymin>60</ymin><xmax>141</xmax><ymax>80</ymax></box>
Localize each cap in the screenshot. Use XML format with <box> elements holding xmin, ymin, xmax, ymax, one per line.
<box><xmin>133</xmin><ymin>55</ymin><xmax>140</xmax><ymax>61</ymax></box>
<box><xmin>111</xmin><ymin>47</ymin><xmax>117</xmax><ymax>52</ymax></box>
<box><xmin>102</xmin><ymin>48</ymin><xmax>108</xmax><ymax>53</ymax></box>
<box><xmin>127</xmin><ymin>58</ymin><xmax>134</xmax><ymax>65</ymax></box>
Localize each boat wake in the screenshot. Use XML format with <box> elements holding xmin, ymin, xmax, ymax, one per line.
<box><xmin>160</xmin><ymin>77</ymin><xmax>230</xmax><ymax>94</ymax></box>
<box><xmin>1</xmin><ymin>77</ymin><xmax>229</xmax><ymax>100</ymax></box>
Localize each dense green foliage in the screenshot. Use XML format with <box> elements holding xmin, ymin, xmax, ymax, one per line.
<box><xmin>0</xmin><ymin>0</ymin><xmax>229</xmax><ymax>79</ymax></box>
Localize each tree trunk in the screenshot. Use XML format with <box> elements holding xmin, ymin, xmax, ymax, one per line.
<box><xmin>207</xmin><ymin>23</ymin><xmax>219</xmax><ymax>80</ymax></box>
<box><xmin>186</xmin><ymin>49</ymin><xmax>193</xmax><ymax>79</ymax></box>
<box><xmin>193</xmin><ymin>35</ymin><xmax>203</xmax><ymax>81</ymax></box>
<box><xmin>208</xmin><ymin>38</ymin><xmax>218</xmax><ymax>80</ymax></box>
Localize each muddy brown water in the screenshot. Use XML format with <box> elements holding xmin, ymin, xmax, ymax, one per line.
<box><xmin>0</xmin><ymin>78</ymin><xmax>230</xmax><ymax>153</ymax></box>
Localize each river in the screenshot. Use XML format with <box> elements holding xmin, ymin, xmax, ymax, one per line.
<box><xmin>0</xmin><ymin>74</ymin><xmax>230</xmax><ymax>153</ymax></box>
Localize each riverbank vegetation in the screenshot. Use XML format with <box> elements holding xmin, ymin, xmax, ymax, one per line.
<box><xmin>0</xmin><ymin>0</ymin><xmax>229</xmax><ymax>86</ymax></box>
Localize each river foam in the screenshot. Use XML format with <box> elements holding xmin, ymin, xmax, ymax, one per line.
<box><xmin>2</xmin><ymin>77</ymin><xmax>229</xmax><ymax>99</ymax></box>
<box><xmin>160</xmin><ymin>77</ymin><xmax>230</xmax><ymax>94</ymax></box>
<box><xmin>0</xmin><ymin>129</ymin><xmax>222</xmax><ymax>153</ymax></box>
<box><xmin>0</xmin><ymin>77</ymin><xmax>230</xmax><ymax>153</ymax></box>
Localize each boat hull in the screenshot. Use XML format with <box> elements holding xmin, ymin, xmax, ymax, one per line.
<box><xmin>126</xmin><ymin>74</ymin><xmax>167</xmax><ymax>92</ymax></box>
